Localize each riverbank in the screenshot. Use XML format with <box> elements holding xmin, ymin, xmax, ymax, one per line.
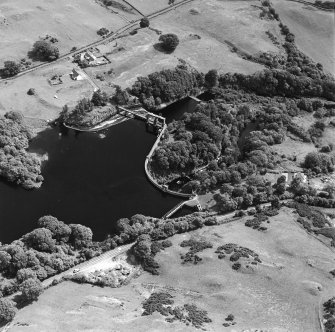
<box><xmin>63</xmin><ymin>114</ymin><xmax>129</xmax><ymax>132</ymax></box>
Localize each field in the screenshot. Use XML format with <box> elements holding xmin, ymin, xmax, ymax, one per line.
<box><xmin>126</xmin><ymin>0</ymin><xmax>184</xmax><ymax>15</ymax></box>
<box><xmin>7</xmin><ymin>208</ymin><xmax>335</xmax><ymax>331</ymax></box>
<box><xmin>272</xmin><ymin>0</ymin><xmax>335</xmax><ymax>74</ymax></box>
<box><xmin>0</xmin><ymin>0</ymin><xmax>134</xmax><ymax>65</ymax></box>
<box><xmin>0</xmin><ymin>60</ymin><xmax>94</xmax><ymax>120</ymax></box>
<box><xmin>86</xmin><ymin>0</ymin><xmax>283</xmax><ymax>89</ymax></box>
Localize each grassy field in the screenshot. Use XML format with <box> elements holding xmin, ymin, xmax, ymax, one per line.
<box><xmin>86</xmin><ymin>0</ymin><xmax>282</xmax><ymax>89</ymax></box>
<box><xmin>126</xmin><ymin>0</ymin><xmax>183</xmax><ymax>15</ymax></box>
<box><xmin>272</xmin><ymin>0</ymin><xmax>335</xmax><ymax>74</ymax></box>
<box><xmin>7</xmin><ymin>208</ymin><xmax>335</xmax><ymax>331</ymax></box>
<box><xmin>0</xmin><ymin>60</ymin><xmax>94</xmax><ymax>120</ymax></box>
<box><xmin>0</xmin><ymin>0</ymin><xmax>132</xmax><ymax>65</ymax></box>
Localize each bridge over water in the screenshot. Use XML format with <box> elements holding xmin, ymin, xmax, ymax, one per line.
<box><xmin>116</xmin><ymin>106</ymin><xmax>165</xmax><ymax>131</ymax></box>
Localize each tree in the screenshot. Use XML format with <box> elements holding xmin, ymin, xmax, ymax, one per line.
<box><xmin>112</xmin><ymin>85</ymin><xmax>130</xmax><ymax>105</ymax></box>
<box><xmin>16</xmin><ymin>268</ymin><xmax>37</xmax><ymax>283</ymax></box>
<box><xmin>205</xmin><ymin>69</ymin><xmax>218</xmax><ymax>88</ymax></box>
<box><xmin>31</xmin><ymin>40</ymin><xmax>59</xmax><ymax>61</ymax></box>
<box><xmin>0</xmin><ymin>299</ymin><xmax>17</xmax><ymax>324</ymax></box>
<box><xmin>304</xmin><ymin>152</ymin><xmax>334</xmax><ymax>173</ymax></box>
<box><xmin>324</xmin><ymin>183</ymin><xmax>335</xmax><ymax>199</ymax></box>
<box><xmin>158</xmin><ymin>34</ymin><xmax>179</xmax><ymax>52</ymax></box>
<box><xmin>140</xmin><ymin>17</ymin><xmax>150</xmax><ymax>28</ymax></box>
<box><xmin>91</xmin><ymin>90</ymin><xmax>109</xmax><ymax>106</ymax></box>
<box><xmin>1</xmin><ymin>61</ymin><xmax>21</xmax><ymax>78</ymax></box>
<box><xmin>20</xmin><ymin>278</ymin><xmax>43</xmax><ymax>302</ymax></box>
<box><xmin>23</xmin><ymin>228</ymin><xmax>56</xmax><ymax>253</ymax></box>
<box><xmin>0</xmin><ymin>251</ymin><xmax>11</xmax><ymax>272</ymax></box>
<box><xmin>70</xmin><ymin>224</ymin><xmax>93</xmax><ymax>249</ymax></box>
<box><xmin>4</xmin><ymin>111</ymin><xmax>24</xmax><ymax>123</ymax></box>
<box><xmin>37</xmin><ymin>216</ymin><xmax>71</xmax><ymax>242</ymax></box>
<box><xmin>97</xmin><ymin>27</ymin><xmax>109</xmax><ymax>37</ymax></box>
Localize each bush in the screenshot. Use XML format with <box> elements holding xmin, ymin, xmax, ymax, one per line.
<box><xmin>159</xmin><ymin>34</ymin><xmax>179</xmax><ymax>52</ymax></box>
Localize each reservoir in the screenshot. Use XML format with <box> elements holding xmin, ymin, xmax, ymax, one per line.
<box><xmin>0</xmin><ymin>120</ymin><xmax>183</xmax><ymax>244</ymax></box>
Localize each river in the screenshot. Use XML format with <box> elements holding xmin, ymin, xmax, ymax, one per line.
<box><xmin>0</xmin><ymin>120</ymin><xmax>183</xmax><ymax>244</ymax></box>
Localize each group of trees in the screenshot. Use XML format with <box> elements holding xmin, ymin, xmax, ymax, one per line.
<box><xmin>0</xmin><ymin>61</ymin><xmax>21</xmax><ymax>78</ymax></box>
<box><xmin>30</xmin><ymin>40</ymin><xmax>59</xmax><ymax>62</ymax></box>
<box><xmin>130</xmin><ymin>66</ymin><xmax>203</xmax><ymax>110</ymax></box>
<box><xmin>218</xmin><ymin>69</ymin><xmax>335</xmax><ymax>101</ymax></box>
<box><xmin>0</xmin><ymin>211</ymin><xmax>218</xmax><ymax>324</ymax></box>
<box><xmin>0</xmin><ymin>39</ymin><xmax>59</xmax><ymax>78</ymax></box>
<box><xmin>304</xmin><ymin>152</ymin><xmax>334</xmax><ymax>174</ymax></box>
<box><xmin>60</xmin><ymin>90</ymin><xmax>116</xmax><ymax>128</ymax></box>
<box><xmin>0</xmin><ymin>216</ymin><xmax>95</xmax><ymax>299</ymax></box>
<box><xmin>150</xmin><ymin>93</ymin><xmax>301</xmax><ymax>191</ymax></box>
<box><xmin>0</xmin><ymin>112</ymin><xmax>43</xmax><ymax>189</ymax></box>
<box><xmin>0</xmin><ymin>215</ymin><xmax>99</xmax><ymax>322</ymax></box>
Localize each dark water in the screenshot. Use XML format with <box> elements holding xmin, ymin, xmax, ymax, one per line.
<box><xmin>172</xmin><ymin>205</ymin><xmax>197</xmax><ymax>219</ymax></box>
<box><xmin>0</xmin><ymin>120</ymin><xmax>183</xmax><ymax>244</ymax></box>
<box><xmin>159</xmin><ymin>97</ymin><xmax>200</xmax><ymax>123</ymax></box>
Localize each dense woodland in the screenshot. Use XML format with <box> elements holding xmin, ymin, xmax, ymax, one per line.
<box><xmin>136</xmin><ymin>4</ymin><xmax>335</xmax><ymax>214</ymax></box>
<box><xmin>0</xmin><ymin>112</ymin><xmax>43</xmax><ymax>189</ymax></box>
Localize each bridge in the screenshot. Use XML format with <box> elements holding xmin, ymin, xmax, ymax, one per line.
<box><xmin>117</xmin><ymin>106</ymin><xmax>165</xmax><ymax>130</ymax></box>
<box><xmin>162</xmin><ymin>196</ymin><xmax>202</xmax><ymax>219</ymax></box>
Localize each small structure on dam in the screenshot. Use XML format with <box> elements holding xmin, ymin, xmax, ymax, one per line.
<box><xmin>116</xmin><ymin>106</ymin><xmax>166</xmax><ymax>133</ymax></box>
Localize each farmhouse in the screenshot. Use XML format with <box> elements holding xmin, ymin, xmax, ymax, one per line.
<box><xmin>70</xmin><ymin>69</ymin><xmax>83</xmax><ymax>81</ymax></box>
<box><xmin>81</xmin><ymin>51</ymin><xmax>97</xmax><ymax>64</ymax></box>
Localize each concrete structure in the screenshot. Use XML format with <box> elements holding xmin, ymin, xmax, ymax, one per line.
<box><xmin>281</xmin><ymin>171</ymin><xmax>307</xmax><ymax>187</ymax></box>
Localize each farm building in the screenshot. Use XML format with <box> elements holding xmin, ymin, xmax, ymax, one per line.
<box><xmin>70</xmin><ymin>69</ymin><xmax>83</xmax><ymax>81</ymax></box>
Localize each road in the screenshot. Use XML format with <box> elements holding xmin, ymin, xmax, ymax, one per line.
<box><xmin>42</xmin><ymin>243</ymin><xmax>133</xmax><ymax>287</ymax></box>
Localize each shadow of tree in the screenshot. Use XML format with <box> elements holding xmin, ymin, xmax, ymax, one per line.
<box><xmin>153</xmin><ymin>43</ymin><xmax>174</xmax><ymax>54</ymax></box>
<box><xmin>13</xmin><ymin>293</ymin><xmax>34</xmax><ymax>310</ymax></box>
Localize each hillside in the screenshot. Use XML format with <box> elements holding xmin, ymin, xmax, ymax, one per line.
<box><xmin>7</xmin><ymin>208</ymin><xmax>335</xmax><ymax>331</ymax></box>
<box><xmin>272</xmin><ymin>0</ymin><xmax>335</xmax><ymax>74</ymax></box>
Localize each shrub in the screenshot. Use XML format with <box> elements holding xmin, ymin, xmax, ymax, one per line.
<box><xmin>142</xmin><ymin>292</ymin><xmax>174</xmax><ymax>316</ymax></box>
<box><xmin>27</xmin><ymin>88</ymin><xmax>36</xmax><ymax>95</ymax></box>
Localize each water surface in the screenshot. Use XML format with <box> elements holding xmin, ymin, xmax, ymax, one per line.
<box><xmin>0</xmin><ymin>120</ymin><xmax>183</xmax><ymax>244</ymax></box>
